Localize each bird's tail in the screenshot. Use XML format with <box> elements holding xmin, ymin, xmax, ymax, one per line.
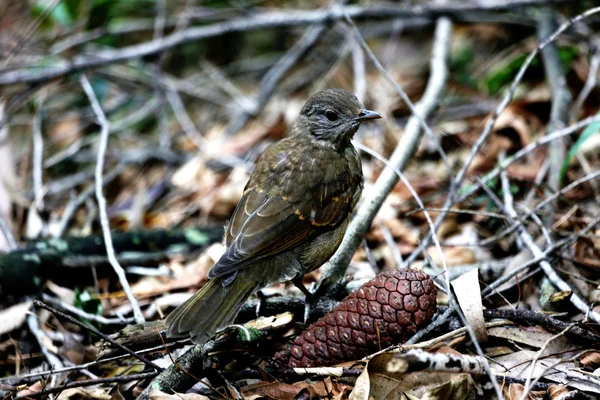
<box><xmin>165</xmin><ymin>274</ymin><xmax>260</xmax><ymax>344</ymax></box>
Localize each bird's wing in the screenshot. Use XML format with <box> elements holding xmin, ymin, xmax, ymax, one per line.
<box><xmin>208</xmin><ymin>151</ymin><xmax>356</xmax><ymax>280</ymax></box>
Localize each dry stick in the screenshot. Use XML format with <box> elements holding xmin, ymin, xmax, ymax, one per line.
<box><xmin>33</xmin><ymin>299</ymin><xmax>161</xmax><ymax>371</ymax></box>
<box><xmin>570</xmin><ymin>37</ymin><xmax>600</xmax><ymax>120</ymax></box>
<box><xmin>55</xmin><ymin>162</ymin><xmax>126</xmax><ymax>237</ymax></box>
<box><xmin>499</xmin><ymin>164</ymin><xmax>600</xmax><ymax>323</ymax></box>
<box><xmin>387</xmin><ymin>349</ymin><xmax>488</xmax><ymax>375</ymax></box>
<box><xmin>41</xmin><ymin>294</ymin><xmax>136</xmax><ymax>325</ymax></box>
<box><xmin>539</xmin><ymin>8</ymin><xmax>572</xmax><ymax>192</ymax></box>
<box><xmin>479</xmin><ymin>167</ymin><xmax>600</xmax><ymax>246</ymax></box>
<box><xmin>0</xmin><ymin>102</ymin><xmax>17</xmax><ymax>250</ymax></box>
<box><xmin>322</xmin><ymin>7</ymin><xmax>452</xmax><ymax>285</ymax></box>
<box><xmin>403</xmin><ymin>6</ymin><xmax>600</xmax><ymax>268</ymax></box>
<box><xmin>26</xmin><ymin>314</ymin><xmax>64</xmax><ymax>382</ymax></box>
<box><xmin>79</xmin><ymin>74</ymin><xmax>145</xmax><ymax>324</ymax></box>
<box><xmin>225</xmin><ymin>22</ymin><xmax>326</xmax><ymax>136</ymax></box>
<box><xmin>0</xmin><ymin>0</ymin><xmax>568</xmax><ymax>86</ymax></box>
<box><xmin>351</xmin><ymin>33</ymin><xmax>366</xmax><ymax>104</ymax></box>
<box><xmin>13</xmin><ymin>372</ymin><xmax>158</xmax><ymax>400</ymax></box>
<box><xmin>520</xmin><ymin>325</ymin><xmax>574</xmax><ymax>400</ymax></box>
<box><xmin>32</xmin><ymin>97</ymin><xmax>44</xmax><ymax>208</ymax></box>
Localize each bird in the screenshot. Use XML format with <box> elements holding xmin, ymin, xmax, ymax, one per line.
<box><xmin>165</xmin><ymin>88</ymin><xmax>381</xmax><ymax>344</ymax></box>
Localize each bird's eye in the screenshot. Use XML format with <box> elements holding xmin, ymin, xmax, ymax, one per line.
<box><xmin>325</xmin><ymin>110</ymin><xmax>339</xmax><ymax>121</ymax></box>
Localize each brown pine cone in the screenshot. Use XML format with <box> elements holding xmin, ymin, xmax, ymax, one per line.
<box><xmin>274</xmin><ymin>269</ymin><xmax>437</xmax><ymax>367</ymax></box>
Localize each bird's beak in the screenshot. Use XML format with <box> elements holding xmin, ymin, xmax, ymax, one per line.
<box><xmin>355</xmin><ymin>109</ymin><xmax>382</xmax><ymax>121</ymax></box>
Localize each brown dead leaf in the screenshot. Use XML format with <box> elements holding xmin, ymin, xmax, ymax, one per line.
<box><xmin>547</xmin><ymin>385</ymin><xmax>569</xmax><ymax>400</ymax></box>
<box><xmin>149</xmin><ymin>390</ymin><xmax>209</xmax><ymax>400</ymax></box>
<box><xmin>503</xmin><ymin>383</ymin><xmax>545</xmax><ymax>400</ymax></box>
<box><xmin>57</xmin><ymin>387</ymin><xmax>112</xmax><ymax>400</ymax></box>
<box><xmin>580</xmin><ymin>352</ymin><xmax>600</xmax><ymax>368</ymax></box>
<box><xmin>418</xmin><ymin>373</ymin><xmax>469</xmax><ymax>400</ymax></box>
<box><xmin>350</xmin><ymin>351</ymin><xmax>468</xmax><ymax>400</ymax></box>
<box><xmin>240</xmin><ymin>379</ymin><xmax>334</xmax><ymax>399</ymax></box>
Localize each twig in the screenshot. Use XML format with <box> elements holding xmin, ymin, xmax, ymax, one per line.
<box><xmin>55</xmin><ymin>163</ymin><xmax>126</xmax><ymax>237</ymax></box>
<box><xmin>570</xmin><ymin>37</ymin><xmax>600</xmax><ymax>120</ymax></box>
<box><xmin>138</xmin><ymin>313</ymin><xmax>293</xmax><ymax>400</ymax></box>
<box><xmin>0</xmin><ymin>1</ymin><xmax>572</xmax><ymax>86</ymax></box>
<box><xmin>499</xmin><ymin>160</ymin><xmax>600</xmax><ymax>323</ymax></box>
<box><xmin>521</xmin><ymin>325</ymin><xmax>574</xmax><ymax>400</ymax></box>
<box><xmin>41</xmin><ymin>294</ymin><xmax>136</xmax><ymax>325</ymax></box>
<box><xmin>539</xmin><ymin>8</ymin><xmax>572</xmax><ymax>191</ymax></box>
<box><xmin>351</xmin><ymin>33</ymin><xmax>366</xmax><ymax>103</ymax></box>
<box><xmin>13</xmin><ymin>372</ymin><xmax>158</xmax><ymax>400</ymax></box>
<box><xmin>33</xmin><ymin>299</ymin><xmax>162</xmax><ymax>371</ymax></box>
<box><xmin>367</xmin><ymin>319</ymin><xmax>512</xmax><ymax>360</ymax></box>
<box><xmin>80</xmin><ymin>74</ymin><xmax>145</xmax><ymax>324</ymax></box>
<box><xmin>26</xmin><ymin>314</ymin><xmax>64</xmax><ymax>375</ymax></box>
<box><xmin>225</xmin><ymin>22</ymin><xmax>326</xmax><ymax>135</ymax></box>
<box><xmin>483</xmin><ymin>309</ymin><xmax>600</xmax><ymax>343</ymax></box>
<box><xmin>0</xmin><ymin>102</ymin><xmax>17</xmax><ymax>250</ymax></box>
<box><xmin>386</xmin><ymin>349</ymin><xmax>487</xmax><ymax>375</ymax></box>
<box><xmin>32</xmin><ymin>96</ymin><xmax>44</xmax><ymax>208</ymax></box>
<box><xmin>480</xmin><ymin>168</ymin><xmax>600</xmax><ymax>247</ymax></box>
<box><xmin>322</xmin><ymin>7</ymin><xmax>452</xmax><ymax>284</ymax></box>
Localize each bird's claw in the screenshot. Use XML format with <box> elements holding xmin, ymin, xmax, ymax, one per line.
<box><xmin>255</xmin><ymin>290</ymin><xmax>281</xmax><ymax>318</ymax></box>
<box><xmin>293</xmin><ymin>279</ymin><xmax>316</xmax><ymax>324</ymax></box>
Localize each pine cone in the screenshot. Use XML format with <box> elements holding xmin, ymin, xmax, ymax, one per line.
<box><xmin>274</xmin><ymin>269</ymin><xmax>437</xmax><ymax>367</ymax></box>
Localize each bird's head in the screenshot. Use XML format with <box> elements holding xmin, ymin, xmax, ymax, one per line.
<box><xmin>293</xmin><ymin>88</ymin><xmax>381</xmax><ymax>148</ymax></box>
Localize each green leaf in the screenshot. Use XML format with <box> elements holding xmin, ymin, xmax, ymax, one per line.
<box><xmin>559</xmin><ymin>111</ymin><xmax>600</xmax><ymax>185</ymax></box>
<box><xmin>184</xmin><ymin>228</ymin><xmax>210</xmax><ymax>245</ymax></box>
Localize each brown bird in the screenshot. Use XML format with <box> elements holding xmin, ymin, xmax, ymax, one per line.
<box><xmin>165</xmin><ymin>88</ymin><xmax>381</xmax><ymax>344</ymax></box>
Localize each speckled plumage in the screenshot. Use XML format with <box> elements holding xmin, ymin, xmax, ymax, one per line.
<box><xmin>166</xmin><ymin>89</ymin><xmax>381</xmax><ymax>344</ymax></box>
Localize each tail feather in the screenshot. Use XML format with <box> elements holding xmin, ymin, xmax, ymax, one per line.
<box><xmin>165</xmin><ymin>275</ymin><xmax>260</xmax><ymax>344</ymax></box>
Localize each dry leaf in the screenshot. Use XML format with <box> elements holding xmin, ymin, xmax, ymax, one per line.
<box><xmin>0</xmin><ymin>301</ymin><xmax>32</xmax><ymax>335</ymax></box>
<box><xmin>451</xmin><ymin>268</ymin><xmax>487</xmax><ymax>342</ymax></box>
<box><xmin>57</xmin><ymin>387</ymin><xmax>112</xmax><ymax>400</ymax></box>
<box><xmin>149</xmin><ymin>390</ymin><xmax>209</xmax><ymax>400</ymax></box>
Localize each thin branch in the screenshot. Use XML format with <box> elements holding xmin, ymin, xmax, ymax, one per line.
<box><xmin>570</xmin><ymin>37</ymin><xmax>600</xmax><ymax>120</ymax></box>
<box><xmin>33</xmin><ymin>300</ymin><xmax>162</xmax><ymax>371</ymax></box>
<box><xmin>321</xmin><ymin>7</ymin><xmax>452</xmax><ymax>284</ymax></box>
<box><xmin>539</xmin><ymin>8</ymin><xmax>572</xmax><ymax>191</ymax></box>
<box><xmin>0</xmin><ymin>102</ymin><xmax>17</xmax><ymax>250</ymax></box>
<box><xmin>79</xmin><ymin>74</ymin><xmax>145</xmax><ymax>324</ymax></box>
<box><xmin>41</xmin><ymin>294</ymin><xmax>136</xmax><ymax>325</ymax></box>
<box><xmin>13</xmin><ymin>372</ymin><xmax>158</xmax><ymax>400</ymax></box>
<box><xmin>0</xmin><ymin>1</ymin><xmax>572</xmax><ymax>86</ymax></box>
<box><xmin>499</xmin><ymin>165</ymin><xmax>600</xmax><ymax>323</ymax></box>
<box><xmin>32</xmin><ymin>97</ymin><xmax>44</xmax><ymax>208</ymax></box>
<box><xmin>26</xmin><ymin>314</ymin><xmax>64</xmax><ymax>374</ymax></box>
<box><xmin>225</xmin><ymin>22</ymin><xmax>326</xmax><ymax>135</ymax></box>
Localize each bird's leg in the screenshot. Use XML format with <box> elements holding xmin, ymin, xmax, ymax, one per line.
<box><xmin>292</xmin><ymin>277</ymin><xmax>315</xmax><ymax>324</ymax></box>
<box><xmin>255</xmin><ymin>290</ymin><xmax>281</xmax><ymax>318</ymax></box>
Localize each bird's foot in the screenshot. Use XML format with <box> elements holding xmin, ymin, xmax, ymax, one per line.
<box><xmin>255</xmin><ymin>290</ymin><xmax>281</xmax><ymax>318</ymax></box>
<box><xmin>292</xmin><ymin>278</ymin><xmax>316</xmax><ymax>324</ymax></box>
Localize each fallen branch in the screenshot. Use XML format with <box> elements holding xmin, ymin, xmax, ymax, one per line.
<box><xmin>0</xmin><ymin>225</ymin><xmax>222</xmax><ymax>296</ymax></box>
<box><xmin>0</xmin><ymin>1</ymin><xmax>572</xmax><ymax>86</ymax></box>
